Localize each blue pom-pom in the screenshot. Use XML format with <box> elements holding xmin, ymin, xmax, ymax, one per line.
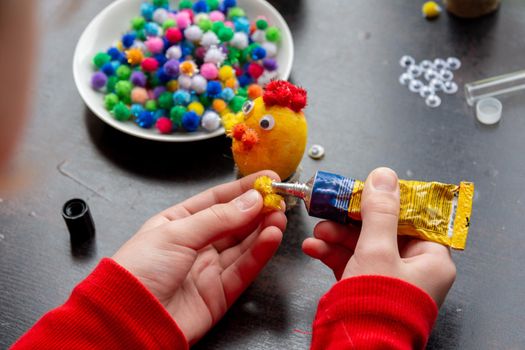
<box><xmin>136</xmin><ymin>110</ymin><xmax>155</xmax><ymax>128</ymax></box>
<box><xmin>101</xmin><ymin>62</ymin><xmax>116</xmax><ymax>76</ymax></box>
<box><xmin>154</xmin><ymin>109</ymin><xmax>167</xmax><ymax>121</ymax></box>
<box><xmin>182</xmin><ymin>111</ymin><xmax>200</xmax><ymax>132</ymax></box>
<box><xmin>207</xmin><ymin>81</ymin><xmax>222</xmax><ymax>98</ymax></box>
<box><xmin>251</xmin><ymin>46</ymin><xmax>266</xmax><ymax>60</ymax></box>
<box><xmin>193</xmin><ymin>0</ymin><xmax>209</xmax><ymax>13</ymax></box>
<box><xmin>157</xmin><ymin>67</ymin><xmax>171</xmax><ymax>83</ymax></box>
<box><xmin>238</xmin><ymin>74</ymin><xmax>252</xmax><ymax>87</ymax></box>
<box><xmin>173</xmin><ymin>90</ymin><xmax>191</xmax><ymax>105</ymax></box>
<box><xmin>131</xmin><ymin>104</ymin><xmax>144</xmax><ymax>117</ymax></box>
<box><xmin>111</xmin><ymin>61</ymin><xmax>121</xmax><ymax>70</ymax></box>
<box><xmin>180</xmin><ymin>41</ymin><xmax>195</xmax><ymax>57</ymax></box>
<box><xmin>234</xmin><ymin>18</ymin><xmax>250</xmax><ymax>33</ymax></box>
<box><xmin>141</xmin><ymin>3</ymin><xmax>155</xmax><ymax>20</ymax></box>
<box><xmin>144</xmin><ymin>22</ymin><xmax>160</xmax><ymax>37</ymax></box>
<box><xmin>223</xmin><ymin>0</ymin><xmax>237</xmax><ymax>9</ymax></box>
<box><xmin>122</xmin><ymin>33</ymin><xmax>136</xmax><ymax>48</ymax></box>
<box><xmin>154</xmin><ymin>53</ymin><xmax>168</xmax><ymax>66</ymax></box>
<box><xmin>220</xmin><ymin>87</ymin><xmax>235</xmax><ymax>102</ymax></box>
<box><xmin>107</xmin><ymin>47</ymin><xmax>121</xmax><ymax>60</ymax></box>
<box><xmin>162</xmin><ymin>37</ymin><xmax>170</xmax><ymax>51</ymax></box>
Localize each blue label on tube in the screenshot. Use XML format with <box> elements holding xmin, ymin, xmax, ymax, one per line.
<box><xmin>309</xmin><ymin>171</ymin><xmax>355</xmax><ymax>224</ymax></box>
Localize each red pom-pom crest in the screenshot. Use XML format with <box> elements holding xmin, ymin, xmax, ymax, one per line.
<box><xmin>262</xmin><ymin>80</ymin><xmax>307</xmax><ymax>112</ymax></box>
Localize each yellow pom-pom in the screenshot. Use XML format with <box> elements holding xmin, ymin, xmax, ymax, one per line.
<box><xmin>263</xmin><ymin>193</ymin><xmax>283</xmax><ymax>212</ymax></box>
<box><xmin>254</xmin><ymin>176</ymin><xmax>274</xmax><ymax>195</ymax></box>
<box><xmin>222</xmin><ymin>112</ymin><xmax>244</xmax><ymax>133</ymax></box>
<box><xmin>219</xmin><ymin>66</ymin><xmax>235</xmax><ymax>81</ymax></box>
<box><xmin>126</xmin><ymin>48</ymin><xmax>144</xmax><ymax>65</ymax></box>
<box><xmin>188</xmin><ymin>101</ymin><xmax>205</xmax><ymax>116</ymax></box>
<box><xmin>219</xmin><ymin>107</ymin><xmax>232</xmax><ymax>117</ymax></box>
<box><xmin>166</xmin><ymin>80</ymin><xmax>179</xmax><ymax>92</ymax></box>
<box><xmin>422</xmin><ymin>1</ymin><xmax>441</xmax><ymax>19</ymax></box>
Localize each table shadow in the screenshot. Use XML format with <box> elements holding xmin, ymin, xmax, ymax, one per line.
<box><xmin>84</xmin><ymin>108</ymin><xmax>235</xmax><ymax>181</ymax></box>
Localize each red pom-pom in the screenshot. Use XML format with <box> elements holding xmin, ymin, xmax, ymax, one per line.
<box><xmin>166</xmin><ymin>28</ymin><xmax>183</xmax><ymax>43</ymax></box>
<box><xmin>141</xmin><ymin>57</ymin><xmax>159</xmax><ymax>72</ymax></box>
<box><xmin>241</xmin><ymin>128</ymin><xmax>259</xmax><ymax>150</ymax></box>
<box><xmin>232</xmin><ymin>123</ymin><xmax>247</xmax><ymax>140</ymax></box>
<box><xmin>262</xmin><ymin>80</ymin><xmax>307</xmax><ymax>112</ymax></box>
<box><xmin>247</xmin><ymin>63</ymin><xmax>264</xmax><ymax>80</ymax></box>
<box><xmin>156</xmin><ymin>117</ymin><xmax>173</xmax><ymax>134</ymax></box>
<box><xmin>235</xmin><ymin>66</ymin><xmax>243</xmax><ymax>77</ymax></box>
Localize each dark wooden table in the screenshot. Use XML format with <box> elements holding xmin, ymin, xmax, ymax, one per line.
<box><xmin>2</xmin><ymin>1</ymin><xmax>525</xmax><ymax>348</ymax></box>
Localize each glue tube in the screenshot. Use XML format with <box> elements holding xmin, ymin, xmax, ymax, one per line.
<box><xmin>272</xmin><ymin>171</ymin><xmax>474</xmax><ymax>250</ymax></box>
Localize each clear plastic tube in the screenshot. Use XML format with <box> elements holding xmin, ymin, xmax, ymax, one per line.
<box><xmin>465</xmin><ymin>70</ymin><xmax>525</xmax><ymax>106</ymax></box>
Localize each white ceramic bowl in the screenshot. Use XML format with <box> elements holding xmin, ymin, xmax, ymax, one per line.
<box><xmin>73</xmin><ymin>0</ymin><xmax>293</xmax><ymax>142</ymax></box>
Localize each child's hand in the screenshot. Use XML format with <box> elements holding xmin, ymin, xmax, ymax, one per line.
<box><xmin>112</xmin><ymin>171</ymin><xmax>287</xmax><ymax>345</ymax></box>
<box><xmin>302</xmin><ymin>167</ymin><xmax>456</xmax><ymax>306</ymax></box>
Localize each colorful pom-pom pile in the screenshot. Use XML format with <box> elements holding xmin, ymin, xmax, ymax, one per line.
<box><xmin>90</xmin><ymin>0</ymin><xmax>282</xmax><ymax>134</ymax></box>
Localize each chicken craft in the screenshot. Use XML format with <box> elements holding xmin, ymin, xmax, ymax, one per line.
<box><xmin>222</xmin><ymin>80</ymin><xmax>308</xmax><ymax>181</ymax></box>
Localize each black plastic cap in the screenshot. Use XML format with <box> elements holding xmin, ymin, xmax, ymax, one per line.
<box><xmin>62</xmin><ymin>198</ymin><xmax>95</xmax><ymax>243</ymax></box>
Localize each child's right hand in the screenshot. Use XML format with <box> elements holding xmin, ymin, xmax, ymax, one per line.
<box><xmin>302</xmin><ymin>167</ymin><xmax>456</xmax><ymax>306</ymax></box>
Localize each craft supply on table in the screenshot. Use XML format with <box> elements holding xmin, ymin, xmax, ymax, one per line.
<box><xmin>62</xmin><ymin>199</ymin><xmax>96</xmax><ymax>244</ymax></box>
<box><xmin>422</xmin><ymin>1</ymin><xmax>442</xmax><ymax>19</ymax></box>
<box><xmin>399</xmin><ymin>55</ymin><xmax>461</xmax><ymax>108</ymax></box>
<box><xmin>476</xmin><ymin>97</ymin><xmax>502</xmax><ymax>125</ymax></box>
<box><xmin>256</xmin><ymin>171</ymin><xmax>474</xmax><ymax>250</ymax></box>
<box><xmin>308</xmin><ymin>144</ymin><xmax>325</xmax><ymax>160</ymax></box>
<box><xmin>89</xmin><ymin>0</ymin><xmax>282</xmax><ymax>134</ymax></box>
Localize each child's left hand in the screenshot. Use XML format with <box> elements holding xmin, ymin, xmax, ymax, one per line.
<box><xmin>112</xmin><ymin>171</ymin><xmax>287</xmax><ymax>345</ymax></box>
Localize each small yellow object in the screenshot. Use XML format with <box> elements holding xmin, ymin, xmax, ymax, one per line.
<box><xmin>180</xmin><ymin>61</ymin><xmax>196</xmax><ymax>76</ymax></box>
<box><xmin>126</xmin><ymin>48</ymin><xmax>144</xmax><ymax>65</ymax></box>
<box><xmin>225</xmin><ymin>77</ymin><xmax>238</xmax><ymax>89</ymax></box>
<box><xmin>116</xmin><ymin>41</ymin><xmax>124</xmax><ymax>51</ymax></box>
<box><xmin>219</xmin><ymin>107</ymin><xmax>232</xmax><ymax>117</ymax></box>
<box><xmin>221</xmin><ymin>112</ymin><xmax>244</xmax><ymax>132</ymax></box>
<box><xmin>219</xmin><ymin>66</ymin><xmax>235</xmax><ymax>81</ymax></box>
<box><xmin>188</xmin><ymin>101</ymin><xmax>205</xmax><ymax>116</ymax></box>
<box><xmin>166</xmin><ymin>80</ymin><xmax>179</xmax><ymax>92</ymax></box>
<box><xmin>253</xmin><ymin>176</ymin><xmax>284</xmax><ymax>212</ymax></box>
<box><xmin>422</xmin><ymin>1</ymin><xmax>441</xmax><ymax>19</ymax></box>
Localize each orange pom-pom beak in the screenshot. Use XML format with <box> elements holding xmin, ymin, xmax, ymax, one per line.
<box><xmin>231</xmin><ymin>123</ymin><xmax>259</xmax><ymax>150</ymax></box>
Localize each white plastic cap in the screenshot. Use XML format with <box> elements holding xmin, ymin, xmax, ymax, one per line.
<box><xmin>476</xmin><ymin>97</ymin><xmax>502</xmax><ymax>125</ymax></box>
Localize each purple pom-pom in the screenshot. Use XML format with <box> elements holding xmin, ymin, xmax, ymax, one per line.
<box><xmin>164</xmin><ymin>59</ymin><xmax>180</xmax><ymax>77</ymax></box>
<box><xmin>262</xmin><ymin>58</ymin><xmax>278</xmax><ymax>71</ymax></box>
<box><xmin>130</xmin><ymin>71</ymin><xmax>147</xmax><ymax>87</ymax></box>
<box><xmin>91</xmin><ymin>72</ymin><xmax>107</xmax><ymax>90</ymax></box>
<box><xmin>153</xmin><ymin>86</ymin><xmax>167</xmax><ymax>99</ymax></box>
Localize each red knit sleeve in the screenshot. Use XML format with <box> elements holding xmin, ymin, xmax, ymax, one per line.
<box><xmin>11</xmin><ymin>258</ymin><xmax>188</xmax><ymax>350</ymax></box>
<box><xmin>311</xmin><ymin>276</ymin><xmax>438</xmax><ymax>350</ymax></box>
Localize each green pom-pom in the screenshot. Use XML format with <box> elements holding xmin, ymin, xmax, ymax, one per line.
<box><xmin>179</xmin><ymin>0</ymin><xmax>193</xmax><ymax>9</ymax></box>
<box><xmin>198</xmin><ymin>18</ymin><xmax>212</xmax><ymax>32</ymax></box>
<box><xmin>145</xmin><ymin>100</ymin><xmax>157</xmax><ymax>111</ymax></box>
<box><xmin>158</xmin><ymin>91</ymin><xmax>173</xmax><ymax>109</ymax></box>
<box><xmin>170</xmin><ymin>105</ymin><xmax>187</xmax><ymax>127</ymax></box>
<box><xmin>256</xmin><ymin>19</ymin><xmax>268</xmax><ymax>30</ymax></box>
<box><xmin>237</xmin><ymin>87</ymin><xmax>248</xmax><ymax>98</ymax></box>
<box><xmin>266</xmin><ymin>26</ymin><xmax>281</xmax><ymax>42</ymax></box>
<box><xmin>162</xmin><ymin>19</ymin><xmax>176</xmax><ymax>30</ymax></box>
<box><xmin>113</xmin><ymin>102</ymin><xmax>131</xmax><ymax>121</ymax></box>
<box><xmin>93</xmin><ymin>52</ymin><xmax>111</xmax><ymax>69</ymax></box>
<box><xmin>116</xmin><ymin>65</ymin><xmax>132</xmax><ymax>80</ymax></box>
<box><xmin>212</xmin><ymin>21</ymin><xmax>225</xmax><ymax>35</ymax></box>
<box><xmin>104</xmin><ymin>93</ymin><xmax>119</xmax><ymax>111</ymax></box>
<box><xmin>148</xmin><ymin>73</ymin><xmax>160</xmax><ymax>87</ymax></box>
<box><xmin>115</xmin><ymin>80</ymin><xmax>132</xmax><ymax>99</ymax></box>
<box><xmin>199</xmin><ymin>95</ymin><xmax>212</xmax><ymax>108</ymax></box>
<box><xmin>153</xmin><ymin>0</ymin><xmax>168</xmax><ymax>8</ymax></box>
<box><xmin>136</xmin><ymin>29</ymin><xmax>147</xmax><ymax>41</ymax></box>
<box><xmin>228</xmin><ymin>7</ymin><xmax>245</xmax><ymax>19</ymax></box>
<box><xmin>229</xmin><ymin>95</ymin><xmax>247</xmax><ymax>113</ymax></box>
<box><xmin>239</xmin><ymin>48</ymin><xmax>250</xmax><ymax>63</ymax></box>
<box><xmin>206</xmin><ymin>0</ymin><xmax>220</xmax><ymax>10</ymax></box>
<box><xmin>218</xmin><ymin>27</ymin><xmax>234</xmax><ymax>42</ymax></box>
<box><xmin>106</xmin><ymin>75</ymin><xmax>119</xmax><ymax>93</ymax></box>
<box><xmin>131</xmin><ymin>16</ymin><xmax>146</xmax><ymax>30</ymax></box>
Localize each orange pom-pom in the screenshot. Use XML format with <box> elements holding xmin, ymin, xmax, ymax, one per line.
<box><xmin>232</xmin><ymin>123</ymin><xmax>247</xmax><ymax>140</ymax></box>
<box><xmin>212</xmin><ymin>99</ymin><xmax>227</xmax><ymax>113</ymax></box>
<box><xmin>241</xmin><ymin>128</ymin><xmax>259</xmax><ymax>150</ymax></box>
<box><xmin>225</xmin><ymin>77</ymin><xmax>238</xmax><ymax>89</ymax></box>
<box><xmin>126</xmin><ymin>48</ymin><xmax>144</xmax><ymax>65</ymax></box>
<box><xmin>247</xmin><ymin>84</ymin><xmax>263</xmax><ymax>99</ymax></box>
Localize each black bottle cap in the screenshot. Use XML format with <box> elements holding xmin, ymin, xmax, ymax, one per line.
<box><xmin>62</xmin><ymin>198</ymin><xmax>95</xmax><ymax>243</ymax></box>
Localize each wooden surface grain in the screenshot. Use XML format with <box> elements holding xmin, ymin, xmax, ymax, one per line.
<box><xmin>1</xmin><ymin>1</ymin><xmax>525</xmax><ymax>349</ymax></box>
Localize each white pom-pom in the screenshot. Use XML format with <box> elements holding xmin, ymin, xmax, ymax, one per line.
<box><xmin>191</xmin><ymin>75</ymin><xmax>208</xmax><ymax>94</ymax></box>
<box><xmin>230</xmin><ymin>32</ymin><xmax>248</xmax><ymax>49</ymax></box>
<box><xmin>178</xmin><ymin>75</ymin><xmax>193</xmax><ymax>90</ymax></box>
<box><xmin>194</xmin><ymin>13</ymin><xmax>209</xmax><ymax>24</ymax></box>
<box><xmin>257</xmin><ymin>70</ymin><xmax>279</xmax><ymax>87</ymax></box>
<box><xmin>132</xmin><ymin>41</ymin><xmax>147</xmax><ymax>52</ymax></box>
<box><xmin>200</xmin><ymin>31</ymin><xmax>219</xmax><ymax>47</ymax></box>
<box><xmin>153</xmin><ymin>8</ymin><xmax>169</xmax><ymax>24</ymax></box>
<box><xmin>262</xmin><ymin>42</ymin><xmax>277</xmax><ymax>58</ymax></box>
<box><xmin>201</xmin><ymin>111</ymin><xmax>221</xmax><ymax>131</ymax></box>
<box><xmin>204</xmin><ymin>46</ymin><xmax>226</xmax><ymax>64</ymax></box>
<box><xmin>184</xmin><ymin>25</ymin><xmax>203</xmax><ymax>42</ymax></box>
<box><xmin>251</xmin><ymin>30</ymin><xmax>266</xmax><ymax>43</ymax></box>
<box><xmin>166</xmin><ymin>46</ymin><xmax>182</xmax><ymax>60</ymax></box>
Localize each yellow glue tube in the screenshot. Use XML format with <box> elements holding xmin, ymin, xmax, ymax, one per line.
<box><xmin>271</xmin><ymin>171</ymin><xmax>474</xmax><ymax>250</ymax></box>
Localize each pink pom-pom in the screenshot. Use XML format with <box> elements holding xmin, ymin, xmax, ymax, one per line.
<box><xmin>131</xmin><ymin>87</ymin><xmax>149</xmax><ymax>104</ymax></box>
<box><xmin>209</xmin><ymin>11</ymin><xmax>225</xmax><ymax>22</ymax></box>
<box><xmin>224</xmin><ymin>21</ymin><xmax>235</xmax><ymax>29</ymax></box>
<box><xmin>145</xmin><ymin>37</ymin><xmax>164</xmax><ymax>54</ymax></box>
<box><xmin>156</xmin><ymin>117</ymin><xmax>173</xmax><ymax>134</ymax></box>
<box><xmin>176</xmin><ymin>12</ymin><xmax>191</xmax><ymax>29</ymax></box>
<box><xmin>248</xmin><ymin>63</ymin><xmax>264</xmax><ymax>80</ymax></box>
<box><xmin>200</xmin><ymin>63</ymin><xmax>218</xmax><ymax>80</ymax></box>
<box><xmin>141</xmin><ymin>57</ymin><xmax>159</xmax><ymax>72</ymax></box>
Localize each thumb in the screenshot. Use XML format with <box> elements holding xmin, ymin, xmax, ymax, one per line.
<box><xmin>355</xmin><ymin>168</ymin><xmax>400</xmax><ymax>258</ymax></box>
<box><xmin>164</xmin><ymin>189</ymin><xmax>263</xmax><ymax>250</ymax></box>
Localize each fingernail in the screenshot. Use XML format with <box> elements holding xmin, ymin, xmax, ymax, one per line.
<box><xmin>371</xmin><ymin>168</ymin><xmax>398</xmax><ymax>192</ymax></box>
<box><xmin>234</xmin><ymin>190</ymin><xmax>260</xmax><ymax>211</ymax></box>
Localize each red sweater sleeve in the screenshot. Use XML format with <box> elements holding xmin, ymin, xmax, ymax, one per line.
<box><xmin>311</xmin><ymin>276</ymin><xmax>438</xmax><ymax>350</ymax></box>
<box><xmin>11</xmin><ymin>258</ymin><xmax>188</xmax><ymax>350</ymax></box>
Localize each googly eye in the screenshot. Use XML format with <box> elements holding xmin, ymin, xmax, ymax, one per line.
<box><xmin>399</xmin><ymin>73</ymin><xmax>412</xmax><ymax>85</ymax></box>
<box><xmin>433</xmin><ymin>58</ymin><xmax>447</xmax><ymax>71</ymax></box>
<box><xmin>425</xmin><ymin>94</ymin><xmax>441</xmax><ymax>108</ymax></box>
<box><xmin>446</xmin><ymin>57</ymin><xmax>461</xmax><ymax>70</ymax></box>
<box><xmin>443</xmin><ymin>81</ymin><xmax>458</xmax><ymax>94</ymax></box>
<box><xmin>259</xmin><ymin>114</ymin><xmax>275</xmax><ymax>130</ymax></box>
<box><xmin>419</xmin><ymin>85</ymin><xmax>435</xmax><ymax>98</ymax></box>
<box><xmin>439</xmin><ymin>69</ymin><xmax>454</xmax><ymax>81</ymax></box>
<box><xmin>409</xmin><ymin>79</ymin><xmax>423</xmax><ymax>93</ymax></box>
<box><xmin>419</xmin><ymin>60</ymin><xmax>434</xmax><ymax>70</ymax></box>
<box><xmin>399</xmin><ymin>55</ymin><xmax>415</xmax><ymax>68</ymax></box>
<box><xmin>242</xmin><ymin>100</ymin><xmax>254</xmax><ymax>115</ymax></box>
<box><xmin>407</xmin><ymin>64</ymin><xmax>423</xmax><ymax>77</ymax></box>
